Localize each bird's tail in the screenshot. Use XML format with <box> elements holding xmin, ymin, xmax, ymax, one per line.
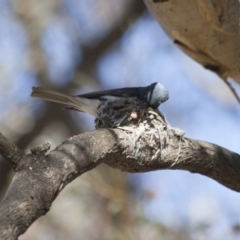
<box><xmin>31</xmin><ymin>87</ymin><xmax>77</xmax><ymax>106</ymax></box>
<box><xmin>31</xmin><ymin>87</ymin><xmax>99</xmax><ymax>116</ymax></box>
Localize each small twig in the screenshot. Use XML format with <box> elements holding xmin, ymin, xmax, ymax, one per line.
<box><xmin>0</xmin><ymin>132</ymin><xmax>24</xmax><ymax>169</ymax></box>
<box><xmin>31</xmin><ymin>142</ymin><xmax>51</xmax><ymax>155</ymax></box>
<box><xmin>224</xmin><ymin>79</ymin><xmax>240</xmax><ymax>104</ymax></box>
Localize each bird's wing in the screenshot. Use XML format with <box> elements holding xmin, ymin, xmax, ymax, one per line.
<box><xmin>77</xmin><ymin>87</ymin><xmax>143</xmax><ymax>99</ymax></box>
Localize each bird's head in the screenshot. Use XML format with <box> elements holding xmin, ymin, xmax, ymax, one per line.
<box><xmin>145</xmin><ymin>82</ymin><xmax>169</xmax><ymax>108</ymax></box>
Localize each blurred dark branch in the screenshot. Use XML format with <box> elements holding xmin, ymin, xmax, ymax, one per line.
<box><xmin>12</xmin><ymin>0</ymin><xmax>58</xmax><ymax>85</ymax></box>
<box><xmin>1</xmin><ymin>113</ymin><xmax>240</xmax><ymax>239</ymax></box>
<box><xmin>11</xmin><ymin>0</ymin><xmax>82</xmax><ymax>150</ymax></box>
<box><xmin>79</xmin><ymin>0</ymin><xmax>146</xmax><ymax>75</ymax></box>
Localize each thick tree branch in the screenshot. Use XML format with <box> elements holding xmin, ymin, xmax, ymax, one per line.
<box><xmin>0</xmin><ymin>107</ymin><xmax>240</xmax><ymax>239</ymax></box>
<box><xmin>144</xmin><ymin>0</ymin><xmax>240</xmax><ymax>84</ymax></box>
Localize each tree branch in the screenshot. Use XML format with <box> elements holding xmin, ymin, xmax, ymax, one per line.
<box><xmin>0</xmin><ymin>129</ymin><xmax>117</xmax><ymax>239</ymax></box>
<box><xmin>144</xmin><ymin>0</ymin><xmax>240</xmax><ymax>84</ymax></box>
<box><xmin>0</xmin><ymin>108</ymin><xmax>240</xmax><ymax>239</ymax></box>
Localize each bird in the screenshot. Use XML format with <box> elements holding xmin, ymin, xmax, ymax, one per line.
<box><xmin>31</xmin><ymin>82</ymin><xmax>169</xmax><ymax>117</ymax></box>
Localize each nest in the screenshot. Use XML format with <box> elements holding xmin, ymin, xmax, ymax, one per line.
<box><xmin>95</xmin><ymin>98</ymin><xmax>165</xmax><ymax>129</ymax></box>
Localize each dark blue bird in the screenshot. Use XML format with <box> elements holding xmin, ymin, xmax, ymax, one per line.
<box><xmin>31</xmin><ymin>82</ymin><xmax>169</xmax><ymax>117</ymax></box>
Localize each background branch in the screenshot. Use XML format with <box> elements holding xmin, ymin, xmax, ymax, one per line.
<box><xmin>144</xmin><ymin>0</ymin><xmax>240</xmax><ymax>83</ymax></box>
